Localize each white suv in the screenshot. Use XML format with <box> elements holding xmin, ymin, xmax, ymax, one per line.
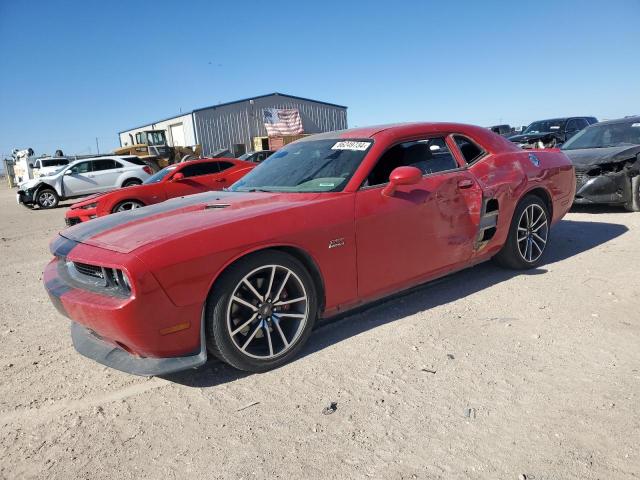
<box><xmin>17</xmin><ymin>156</ymin><xmax>153</xmax><ymax>209</ymax></box>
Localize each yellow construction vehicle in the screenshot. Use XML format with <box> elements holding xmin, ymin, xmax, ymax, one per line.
<box><xmin>114</xmin><ymin>130</ymin><xmax>202</xmax><ymax>168</ymax></box>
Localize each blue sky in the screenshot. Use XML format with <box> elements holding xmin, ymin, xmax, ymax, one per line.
<box><xmin>1</xmin><ymin>0</ymin><xmax>638</xmax><ymax>158</ymax></box>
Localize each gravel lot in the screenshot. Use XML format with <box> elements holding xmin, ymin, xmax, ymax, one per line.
<box><xmin>0</xmin><ymin>182</ymin><xmax>638</xmax><ymax>480</ymax></box>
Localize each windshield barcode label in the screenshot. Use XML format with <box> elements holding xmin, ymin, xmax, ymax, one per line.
<box><xmin>331</xmin><ymin>141</ymin><xmax>371</xmax><ymax>151</ymax></box>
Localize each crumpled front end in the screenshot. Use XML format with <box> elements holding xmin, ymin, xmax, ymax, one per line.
<box><xmin>43</xmin><ymin>235</ymin><xmax>206</xmax><ymax>376</ymax></box>
<box><xmin>574</xmin><ymin>157</ymin><xmax>640</xmax><ymax>205</ymax></box>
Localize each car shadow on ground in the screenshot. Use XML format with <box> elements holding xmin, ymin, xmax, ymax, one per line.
<box><xmin>570</xmin><ymin>204</ymin><xmax>630</xmax><ymax>215</ymax></box>
<box><xmin>162</xmin><ymin>218</ymin><xmax>628</xmax><ymax>388</ymax></box>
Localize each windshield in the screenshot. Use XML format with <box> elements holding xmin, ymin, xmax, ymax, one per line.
<box><xmin>143</xmin><ymin>165</ymin><xmax>177</xmax><ymax>184</ymax></box>
<box><xmin>230</xmin><ymin>139</ymin><xmax>372</xmax><ymax>193</ymax></box>
<box><xmin>562</xmin><ymin>121</ymin><xmax>640</xmax><ymax>150</ymax></box>
<box><xmin>523</xmin><ymin>119</ymin><xmax>565</xmax><ymax>134</ymax></box>
<box><xmin>237</xmin><ymin>152</ymin><xmax>252</xmax><ymax>160</ymax></box>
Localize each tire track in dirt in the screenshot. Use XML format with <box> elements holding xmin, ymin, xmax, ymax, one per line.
<box><xmin>0</xmin><ymin>378</ymin><xmax>169</xmax><ymax>427</ymax></box>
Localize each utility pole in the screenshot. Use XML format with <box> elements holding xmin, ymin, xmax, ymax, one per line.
<box><xmin>95</xmin><ymin>137</ymin><xmax>100</xmax><ymax>154</ymax></box>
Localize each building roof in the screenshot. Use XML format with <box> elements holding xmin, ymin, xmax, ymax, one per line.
<box><xmin>118</xmin><ymin>92</ymin><xmax>347</xmax><ymax>134</ymax></box>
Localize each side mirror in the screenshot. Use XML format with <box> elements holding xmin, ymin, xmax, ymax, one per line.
<box><xmin>64</xmin><ymin>170</ymin><xmax>73</xmax><ymax>175</ymax></box>
<box><xmin>171</xmin><ymin>172</ymin><xmax>185</xmax><ymax>181</ymax></box>
<box><xmin>382</xmin><ymin>166</ymin><xmax>422</xmax><ymax>197</ymax></box>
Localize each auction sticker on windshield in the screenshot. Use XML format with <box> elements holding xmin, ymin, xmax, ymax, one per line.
<box><xmin>331</xmin><ymin>141</ymin><xmax>371</xmax><ymax>151</ymax></box>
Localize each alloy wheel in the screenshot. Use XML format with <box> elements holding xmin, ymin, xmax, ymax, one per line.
<box><xmin>226</xmin><ymin>264</ymin><xmax>309</xmax><ymax>360</ymax></box>
<box><xmin>115</xmin><ymin>201</ymin><xmax>142</xmax><ymax>212</ymax></box>
<box><xmin>39</xmin><ymin>192</ymin><xmax>56</xmax><ymax>207</ymax></box>
<box><xmin>517</xmin><ymin>204</ymin><xmax>548</xmax><ymax>263</ymax></box>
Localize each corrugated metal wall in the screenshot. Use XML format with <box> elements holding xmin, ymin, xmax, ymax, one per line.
<box><xmin>193</xmin><ymin>95</ymin><xmax>347</xmax><ymax>156</ymax></box>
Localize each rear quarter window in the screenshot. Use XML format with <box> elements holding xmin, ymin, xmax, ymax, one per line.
<box><xmin>452</xmin><ymin>135</ymin><xmax>486</xmax><ymax>165</ymax></box>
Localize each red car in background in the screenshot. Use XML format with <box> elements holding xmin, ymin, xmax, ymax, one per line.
<box><xmin>65</xmin><ymin>158</ymin><xmax>254</xmax><ymax>225</ymax></box>
<box><xmin>45</xmin><ymin>123</ymin><xmax>575</xmax><ymax>376</ymax></box>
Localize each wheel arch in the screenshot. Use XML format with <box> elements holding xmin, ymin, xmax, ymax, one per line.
<box><xmin>205</xmin><ymin>244</ymin><xmax>327</xmax><ymax>314</ymax></box>
<box><xmin>121</xmin><ymin>177</ymin><xmax>142</xmax><ymax>187</ymax></box>
<box><xmin>34</xmin><ymin>182</ymin><xmax>58</xmax><ymax>197</ymax></box>
<box><xmin>522</xmin><ymin>186</ymin><xmax>553</xmax><ymax>219</ymax></box>
<box><xmin>111</xmin><ymin>198</ymin><xmax>145</xmax><ymax>213</ymax></box>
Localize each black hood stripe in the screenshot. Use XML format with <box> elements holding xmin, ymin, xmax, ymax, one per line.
<box><xmin>61</xmin><ymin>191</ymin><xmax>235</xmax><ymax>244</ymax></box>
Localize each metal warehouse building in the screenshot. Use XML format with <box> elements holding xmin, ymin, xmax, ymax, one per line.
<box><xmin>118</xmin><ymin>92</ymin><xmax>348</xmax><ymax>157</ymax></box>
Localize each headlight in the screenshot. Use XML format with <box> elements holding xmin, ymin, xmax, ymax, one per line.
<box><xmin>80</xmin><ymin>202</ymin><xmax>98</xmax><ymax>210</ymax></box>
<box><xmin>106</xmin><ymin>268</ymin><xmax>132</xmax><ymax>295</ymax></box>
<box><xmin>67</xmin><ymin>261</ymin><xmax>132</xmax><ymax>296</ymax></box>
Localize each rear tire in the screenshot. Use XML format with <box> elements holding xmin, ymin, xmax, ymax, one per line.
<box><xmin>206</xmin><ymin>250</ymin><xmax>318</xmax><ymax>372</ymax></box>
<box><xmin>624</xmin><ymin>176</ymin><xmax>640</xmax><ymax>212</ymax></box>
<box><xmin>122</xmin><ymin>179</ymin><xmax>142</xmax><ymax>188</ymax></box>
<box><xmin>36</xmin><ymin>188</ymin><xmax>59</xmax><ymax>209</ymax></box>
<box><xmin>494</xmin><ymin>194</ymin><xmax>550</xmax><ymax>269</ymax></box>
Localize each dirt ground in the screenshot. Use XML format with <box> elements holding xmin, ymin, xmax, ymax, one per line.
<box><xmin>0</xmin><ymin>182</ymin><xmax>638</xmax><ymax>480</ymax></box>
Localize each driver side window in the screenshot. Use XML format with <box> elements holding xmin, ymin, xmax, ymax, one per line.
<box><xmin>365</xmin><ymin>137</ymin><xmax>458</xmax><ymax>187</ymax></box>
<box><xmin>69</xmin><ymin>162</ymin><xmax>91</xmax><ymax>174</ymax></box>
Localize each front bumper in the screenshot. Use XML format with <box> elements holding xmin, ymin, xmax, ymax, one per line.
<box><xmin>43</xmin><ymin>237</ymin><xmax>207</xmax><ymax>376</ymax></box>
<box><xmin>65</xmin><ymin>207</ymin><xmax>97</xmax><ymax>226</ymax></box>
<box><xmin>16</xmin><ymin>189</ymin><xmax>35</xmax><ymax>206</ymax></box>
<box><xmin>574</xmin><ymin>168</ymin><xmax>632</xmax><ymax>205</ymax></box>
<box><xmin>71</xmin><ymin>320</ymin><xmax>206</xmax><ymax>376</ymax></box>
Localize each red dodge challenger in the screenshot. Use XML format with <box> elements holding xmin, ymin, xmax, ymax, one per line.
<box><xmin>44</xmin><ymin>123</ymin><xmax>575</xmax><ymax>376</ymax></box>
<box><xmin>64</xmin><ymin>158</ymin><xmax>255</xmax><ymax>225</ymax></box>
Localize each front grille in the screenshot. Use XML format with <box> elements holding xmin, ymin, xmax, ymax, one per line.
<box><xmin>73</xmin><ymin>262</ymin><xmax>104</xmax><ymax>279</ymax></box>
<box><xmin>575</xmin><ymin>168</ymin><xmax>589</xmax><ymax>188</ymax></box>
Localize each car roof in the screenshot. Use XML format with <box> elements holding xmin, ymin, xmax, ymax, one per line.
<box><xmin>297</xmin><ymin>122</ymin><xmax>522</xmax><ymax>153</ymax></box>
<box><xmin>178</xmin><ymin>157</ymin><xmax>237</xmax><ymax>166</ymax></box>
<box><xmin>592</xmin><ymin>115</ymin><xmax>640</xmax><ymax>125</ymax></box>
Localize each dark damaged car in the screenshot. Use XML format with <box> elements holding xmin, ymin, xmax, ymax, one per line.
<box><xmin>562</xmin><ymin>116</ymin><xmax>640</xmax><ymax>211</ymax></box>
<box><xmin>509</xmin><ymin>117</ymin><xmax>597</xmax><ymax>149</ymax></box>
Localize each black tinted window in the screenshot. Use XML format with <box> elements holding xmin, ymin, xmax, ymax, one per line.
<box><xmin>123</xmin><ymin>156</ymin><xmax>146</xmax><ymax>165</ymax></box>
<box><xmin>367</xmin><ymin>137</ymin><xmax>458</xmax><ymax>186</ymax></box>
<box><xmin>217</xmin><ymin>161</ymin><xmax>234</xmax><ymax>172</ymax></box>
<box><xmin>574</xmin><ymin>118</ymin><xmax>589</xmax><ymax>130</ymax></box>
<box><xmin>92</xmin><ymin>159</ymin><xmax>118</xmax><ymax>171</ymax></box>
<box><xmin>181</xmin><ymin>162</ymin><xmax>220</xmax><ymax>177</ymax></box>
<box><xmin>453</xmin><ymin>136</ymin><xmax>484</xmax><ymax>164</ymax></box>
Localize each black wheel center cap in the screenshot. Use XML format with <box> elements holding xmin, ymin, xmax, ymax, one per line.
<box><xmin>259</xmin><ymin>303</ymin><xmax>273</xmax><ymax>317</ymax></box>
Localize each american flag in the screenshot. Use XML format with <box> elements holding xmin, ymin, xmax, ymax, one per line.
<box><xmin>263</xmin><ymin>108</ymin><xmax>304</xmax><ymax>136</ymax></box>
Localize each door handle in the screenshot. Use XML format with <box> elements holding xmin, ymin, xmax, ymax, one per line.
<box><xmin>457</xmin><ymin>179</ymin><xmax>474</xmax><ymax>189</ymax></box>
<box><xmin>215</xmin><ymin>178</ymin><xmax>226</xmax><ymax>182</ymax></box>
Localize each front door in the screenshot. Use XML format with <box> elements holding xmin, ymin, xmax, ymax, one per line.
<box><xmin>163</xmin><ymin>162</ymin><xmax>220</xmax><ymax>198</ymax></box>
<box><xmin>354</xmin><ymin>136</ymin><xmax>482</xmax><ymax>300</ymax></box>
<box><xmin>62</xmin><ymin>161</ymin><xmax>96</xmax><ymax>196</ymax></box>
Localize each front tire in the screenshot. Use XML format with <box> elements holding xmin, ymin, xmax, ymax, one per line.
<box><xmin>494</xmin><ymin>194</ymin><xmax>550</xmax><ymax>269</ymax></box>
<box><xmin>624</xmin><ymin>176</ymin><xmax>640</xmax><ymax>212</ymax></box>
<box><xmin>206</xmin><ymin>250</ymin><xmax>318</xmax><ymax>372</ymax></box>
<box><xmin>112</xmin><ymin>200</ymin><xmax>144</xmax><ymax>213</ymax></box>
<box><xmin>36</xmin><ymin>188</ymin><xmax>59</xmax><ymax>209</ymax></box>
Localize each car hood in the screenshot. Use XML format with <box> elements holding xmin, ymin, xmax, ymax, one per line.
<box><xmin>18</xmin><ymin>179</ymin><xmax>40</xmax><ymax>190</ymax></box>
<box><xmin>508</xmin><ymin>132</ymin><xmax>559</xmax><ymax>143</ymax></box>
<box><xmin>70</xmin><ymin>191</ymin><xmax>113</xmax><ymax>207</ymax></box>
<box><xmin>562</xmin><ymin>145</ymin><xmax>640</xmax><ymax>167</ymax></box>
<box><xmin>69</xmin><ymin>183</ymin><xmax>153</xmax><ymax>208</ymax></box>
<box><xmin>19</xmin><ymin>173</ymin><xmax>59</xmax><ymax>189</ymax></box>
<box><xmin>60</xmin><ymin>190</ymin><xmax>321</xmax><ymax>253</ymax></box>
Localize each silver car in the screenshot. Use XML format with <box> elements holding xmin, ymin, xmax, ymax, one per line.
<box><xmin>17</xmin><ymin>156</ymin><xmax>153</xmax><ymax>209</ymax></box>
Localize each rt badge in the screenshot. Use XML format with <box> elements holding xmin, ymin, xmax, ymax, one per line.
<box><xmin>528</xmin><ymin>153</ymin><xmax>540</xmax><ymax>167</ymax></box>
